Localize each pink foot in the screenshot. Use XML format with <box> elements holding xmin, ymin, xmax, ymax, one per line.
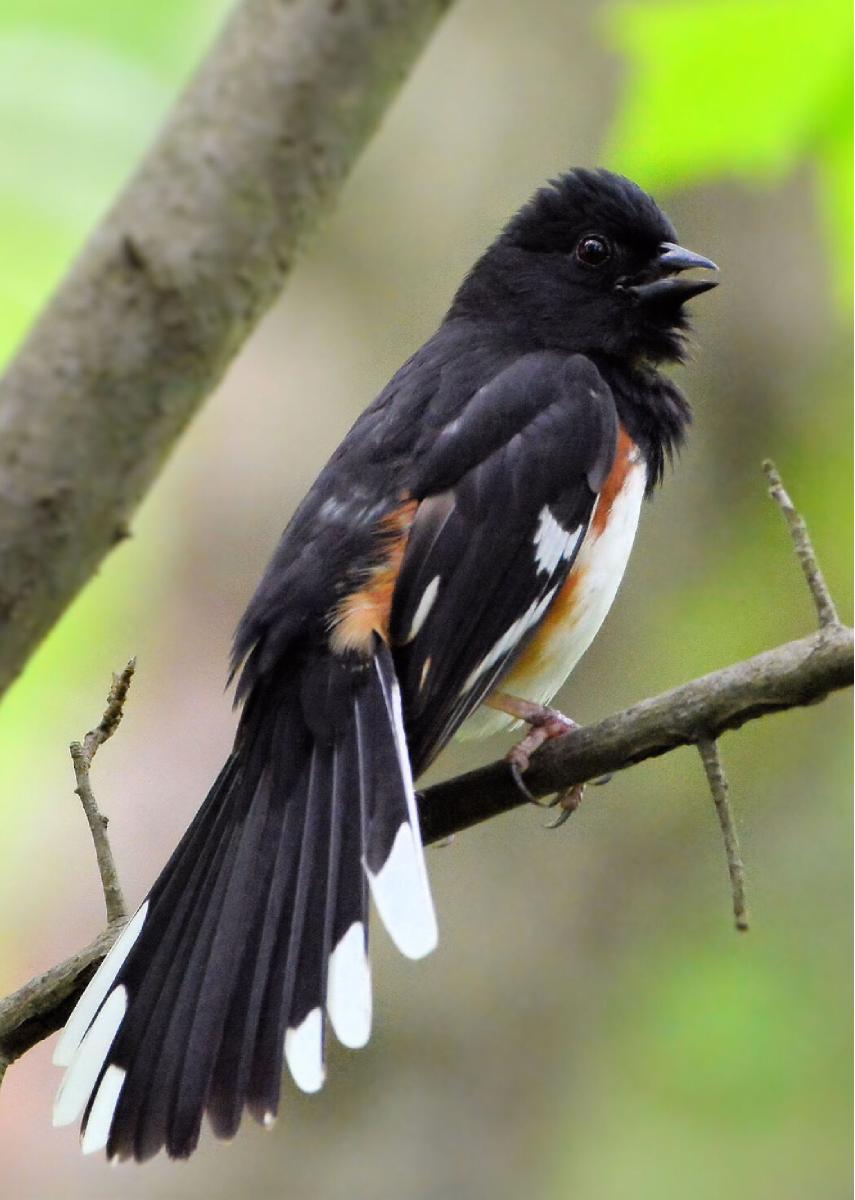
<box><xmin>489</xmin><ymin>694</ymin><xmax>584</xmax><ymax>828</ymax></box>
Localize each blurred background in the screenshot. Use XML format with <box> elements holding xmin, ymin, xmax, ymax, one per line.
<box><xmin>0</xmin><ymin>1</ymin><xmax>851</xmax><ymax>1197</ymax></box>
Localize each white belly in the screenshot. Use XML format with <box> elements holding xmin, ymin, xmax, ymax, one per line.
<box><xmin>459</xmin><ymin>458</ymin><xmax>646</xmax><ymax>739</ymax></box>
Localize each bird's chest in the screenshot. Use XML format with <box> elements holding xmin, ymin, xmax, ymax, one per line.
<box><xmin>461</xmin><ymin>436</ymin><xmax>647</xmax><ymax>739</ymax></box>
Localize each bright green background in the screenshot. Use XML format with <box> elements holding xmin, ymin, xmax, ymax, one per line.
<box><xmin>0</xmin><ymin>3</ymin><xmax>850</xmax><ymax>1198</ymax></box>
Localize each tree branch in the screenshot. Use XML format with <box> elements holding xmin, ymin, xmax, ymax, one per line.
<box><xmin>0</xmin><ymin>0</ymin><xmax>453</xmax><ymax>701</ymax></box>
<box><xmin>416</xmin><ymin>623</ymin><xmax>852</xmax><ymax>843</ymax></box>
<box><xmin>1</xmin><ymin>623</ymin><xmax>848</xmax><ymax>1076</ymax></box>
<box><xmin>68</xmin><ymin>659</ymin><xmax>135</xmax><ymax>927</ymax></box>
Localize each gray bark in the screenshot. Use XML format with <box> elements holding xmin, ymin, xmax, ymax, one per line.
<box><xmin>0</xmin><ymin>0</ymin><xmax>452</xmax><ymax>697</ymax></box>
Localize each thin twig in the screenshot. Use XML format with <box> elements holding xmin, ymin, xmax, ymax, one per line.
<box><xmin>696</xmin><ymin>737</ymin><xmax>749</xmax><ymax>932</ymax></box>
<box><xmin>763</xmin><ymin>460</ymin><xmax>839</xmax><ymax>628</ymax></box>
<box><xmin>69</xmin><ymin>660</ymin><xmax>135</xmax><ymax>927</ymax></box>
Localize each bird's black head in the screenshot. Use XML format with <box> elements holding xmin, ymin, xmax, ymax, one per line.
<box><xmin>449</xmin><ymin>168</ymin><xmax>718</xmax><ymax>365</ymax></box>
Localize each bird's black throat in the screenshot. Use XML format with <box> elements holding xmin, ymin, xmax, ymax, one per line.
<box><xmin>593</xmin><ymin>356</ymin><xmax>692</xmax><ymax>493</ymax></box>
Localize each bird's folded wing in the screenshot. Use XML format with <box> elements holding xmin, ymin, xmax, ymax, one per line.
<box><xmin>390</xmin><ymin>351</ymin><xmax>618</xmax><ymax>774</ymax></box>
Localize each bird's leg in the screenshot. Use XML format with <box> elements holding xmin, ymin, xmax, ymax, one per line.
<box><xmin>488</xmin><ymin>693</ymin><xmax>579</xmax><ymax>772</ymax></box>
<box><xmin>485</xmin><ymin>692</ymin><xmax>584</xmax><ymax>827</ymax></box>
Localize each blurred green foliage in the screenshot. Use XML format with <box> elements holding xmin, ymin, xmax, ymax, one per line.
<box><xmin>604</xmin><ymin>0</ymin><xmax>853</xmax><ymax>305</ymax></box>
<box><xmin>0</xmin><ymin>0</ymin><xmax>228</xmax><ymax>362</ymax></box>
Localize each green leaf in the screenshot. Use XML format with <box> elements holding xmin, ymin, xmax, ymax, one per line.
<box><xmin>603</xmin><ymin>0</ymin><xmax>853</xmax><ymax>304</ymax></box>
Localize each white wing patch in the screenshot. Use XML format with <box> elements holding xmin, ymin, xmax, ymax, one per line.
<box><xmin>460</xmin><ymin>585</ymin><xmax>558</xmax><ymax>696</ymax></box>
<box><xmin>530</xmin><ymin>460</ymin><xmax>646</xmax><ymax>703</ymax></box>
<box><xmin>461</xmin><ymin>458</ymin><xmax>647</xmax><ymax>742</ymax></box>
<box><xmin>533</xmin><ymin>506</ymin><xmax>583</xmax><ymax>576</ymax></box>
<box><xmin>405</xmin><ymin>575</ymin><xmax>441</xmax><ymax>641</ymax></box>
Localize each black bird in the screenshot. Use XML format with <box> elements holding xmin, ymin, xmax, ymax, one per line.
<box><xmin>53</xmin><ymin>168</ymin><xmax>717</xmax><ymax>1160</ymax></box>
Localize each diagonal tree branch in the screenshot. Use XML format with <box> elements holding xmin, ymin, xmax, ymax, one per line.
<box><xmin>0</xmin><ymin>621</ymin><xmax>849</xmax><ymax>1076</ymax></box>
<box><xmin>416</xmin><ymin>622</ymin><xmax>852</xmax><ymax>843</ymax></box>
<box><xmin>0</xmin><ymin>0</ymin><xmax>453</xmax><ymax>701</ymax></box>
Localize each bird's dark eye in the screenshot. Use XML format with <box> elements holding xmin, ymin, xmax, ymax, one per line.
<box><xmin>575</xmin><ymin>235</ymin><xmax>612</xmax><ymax>267</ymax></box>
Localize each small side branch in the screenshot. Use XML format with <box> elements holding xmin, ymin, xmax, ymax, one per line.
<box><xmin>69</xmin><ymin>660</ymin><xmax>135</xmax><ymax>927</ymax></box>
<box><xmin>764</xmin><ymin>459</ymin><xmax>839</xmax><ymax>628</ymax></box>
<box><xmin>697</xmin><ymin>737</ymin><xmax>748</xmax><ymax>931</ymax></box>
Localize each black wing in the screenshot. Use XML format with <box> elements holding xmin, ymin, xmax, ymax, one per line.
<box><xmin>389</xmin><ymin>351</ymin><xmax>618</xmax><ymax>775</ymax></box>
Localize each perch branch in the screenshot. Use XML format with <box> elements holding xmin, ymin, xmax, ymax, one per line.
<box><xmin>0</xmin><ymin>0</ymin><xmax>453</xmax><ymax>701</ymax></box>
<box><xmin>417</xmin><ymin>623</ymin><xmax>852</xmax><ymax>843</ymax></box>
<box><xmin>0</xmin><ymin>622</ymin><xmax>848</xmax><ymax>1075</ymax></box>
<box><xmin>69</xmin><ymin>659</ymin><xmax>135</xmax><ymax>927</ymax></box>
<box><xmin>697</xmin><ymin>737</ymin><xmax>749</xmax><ymax>932</ymax></box>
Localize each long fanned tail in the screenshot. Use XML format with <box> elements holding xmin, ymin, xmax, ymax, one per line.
<box><xmin>53</xmin><ymin>644</ymin><xmax>436</xmax><ymax>1161</ymax></box>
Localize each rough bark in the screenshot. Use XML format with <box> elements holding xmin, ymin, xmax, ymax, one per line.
<box><xmin>0</xmin><ymin>0</ymin><xmax>452</xmax><ymax>699</ymax></box>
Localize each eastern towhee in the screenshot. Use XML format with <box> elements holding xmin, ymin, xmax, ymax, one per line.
<box><xmin>53</xmin><ymin>169</ymin><xmax>717</xmax><ymax>1160</ymax></box>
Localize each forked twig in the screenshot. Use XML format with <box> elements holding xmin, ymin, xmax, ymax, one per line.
<box><xmin>69</xmin><ymin>659</ymin><xmax>136</xmax><ymax>927</ymax></box>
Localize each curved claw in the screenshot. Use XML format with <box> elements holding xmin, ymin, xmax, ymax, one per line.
<box><xmin>508</xmin><ymin>759</ymin><xmax>537</xmax><ymax>804</ymax></box>
<box><xmin>543</xmin><ymin>784</ymin><xmax>585</xmax><ymax>829</ymax></box>
<box><xmin>508</xmin><ymin>760</ymin><xmax>567</xmax><ymax>809</ymax></box>
<box><xmin>544</xmin><ymin>804</ymin><xmax>575</xmax><ymax>830</ymax></box>
<box><xmin>501</xmin><ymin>696</ymin><xmax>585</xmax><ymax>822</ymax></box>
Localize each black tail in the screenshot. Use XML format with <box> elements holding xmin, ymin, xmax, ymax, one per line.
<box><xmin>53</xmin><ymin>644</ymin><xmax>436</xmax><ymax>1161</ymax></box>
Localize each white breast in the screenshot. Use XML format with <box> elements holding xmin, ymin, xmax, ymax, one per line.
<box><xmin>460</xmin><ymin>458</ymin><xmax>647</xmax><ymax>740</ymax></box>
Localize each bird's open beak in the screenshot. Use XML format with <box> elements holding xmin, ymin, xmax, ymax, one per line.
<box><xmin>626</xmin><ymin>242</ymin><xmax>719</xmax><ymax>304</ymax></box>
